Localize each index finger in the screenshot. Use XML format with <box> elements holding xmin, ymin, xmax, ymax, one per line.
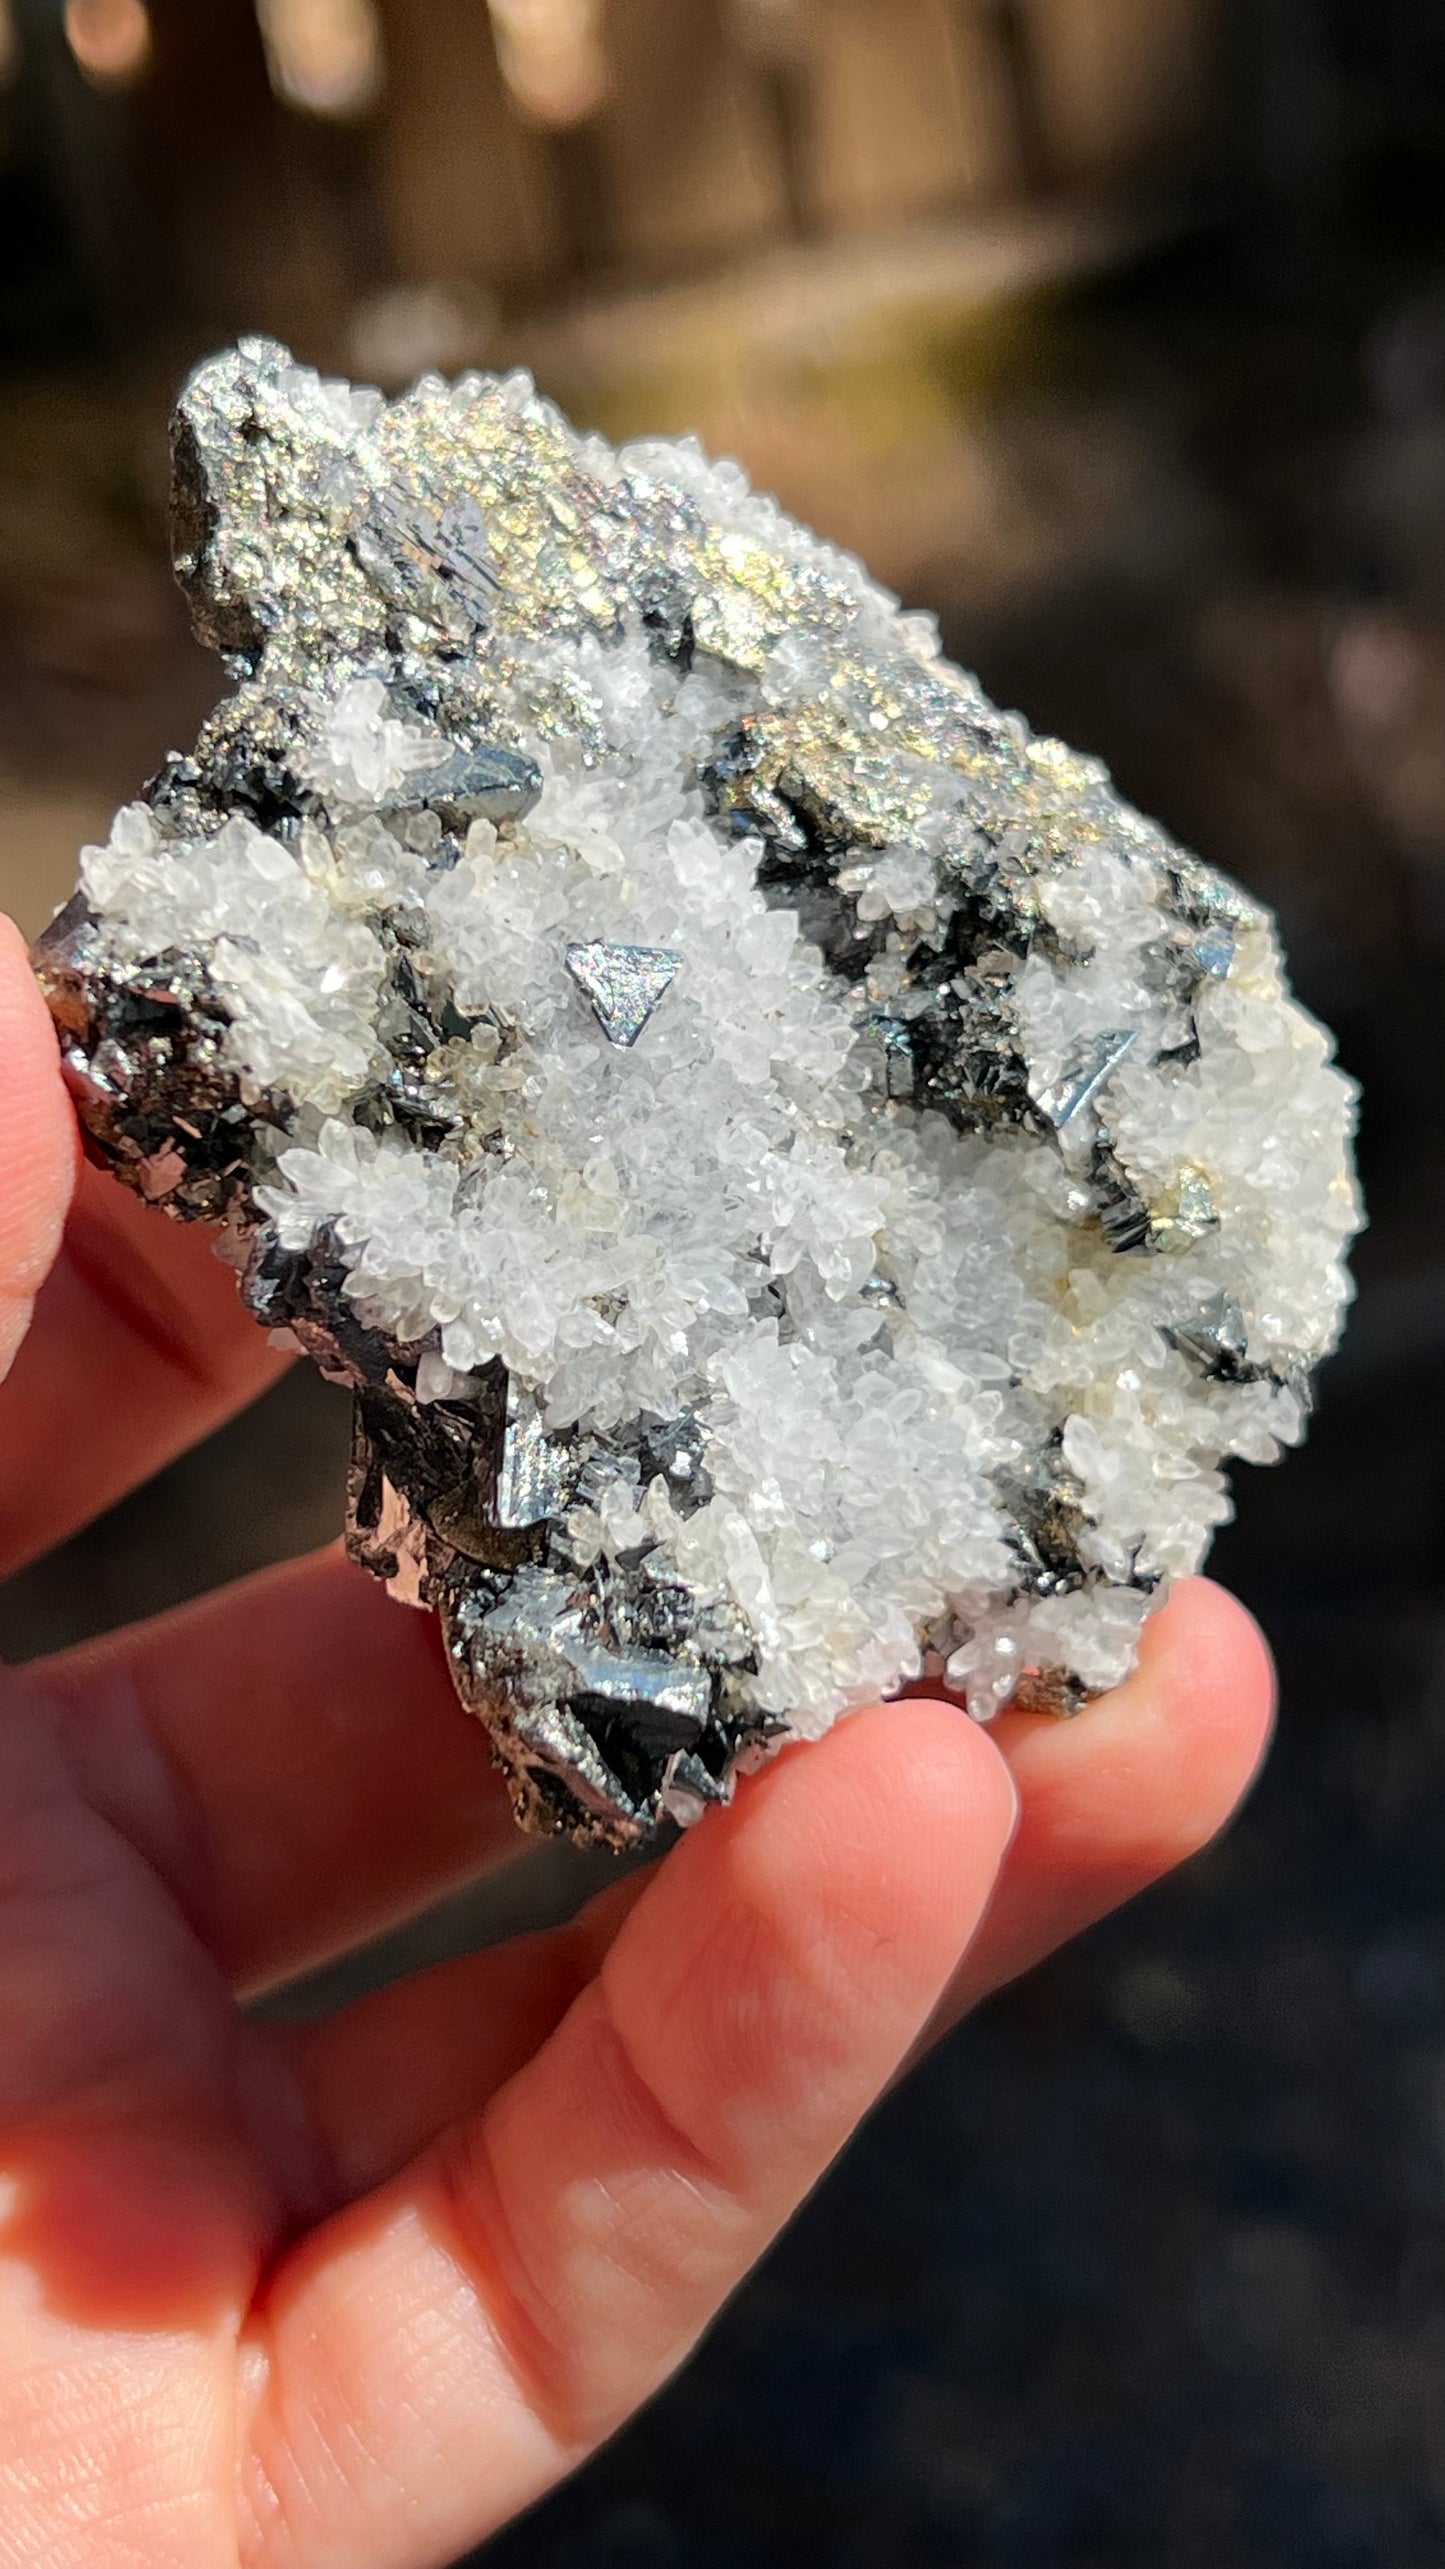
<box><xmin>240</xmin><ymin>1699</ymin><xmax>1019</xmax><ymax>2569</ymax></box>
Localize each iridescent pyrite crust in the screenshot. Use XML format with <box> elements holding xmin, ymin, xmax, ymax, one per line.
<box><xmin>35</xmin><ymin>339</ymin><xmax>1362</xmax><ymax>1847</ymax></box>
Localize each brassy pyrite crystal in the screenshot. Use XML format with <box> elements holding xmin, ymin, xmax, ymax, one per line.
<box><xmin>35</xmin><ymin>340</ymin><xmax>1362</xmax><ymax>1847</ymax></box>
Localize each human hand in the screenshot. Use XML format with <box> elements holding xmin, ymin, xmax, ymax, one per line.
<box><xmin>0</xmin><ymin>917</ymin><xmax>1273</xmax><ymax>2568</ymax></box>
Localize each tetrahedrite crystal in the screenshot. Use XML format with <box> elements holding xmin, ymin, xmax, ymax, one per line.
<box><xmin>563</xmin><ymin>941</ymin><xmax>682</xmax><ymax>1047</ymax></box>
<box><xmin>34</xmin><ymin>337</ymin><xmax>1363</xmax><ymax>1847</ymax></box>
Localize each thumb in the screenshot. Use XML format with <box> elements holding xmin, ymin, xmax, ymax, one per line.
<box><xmin>0</xmin><ymin>918</ymin><xmax>76</xmax><ymax>1382</ymax></box>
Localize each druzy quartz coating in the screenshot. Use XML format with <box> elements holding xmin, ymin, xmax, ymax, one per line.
<box><xmin>35</xmin><ymin>338</ymin><xmax>1362</xmax><ymax>1847</ymax></box>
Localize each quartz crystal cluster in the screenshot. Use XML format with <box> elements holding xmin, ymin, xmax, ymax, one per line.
<box><xmin>35</xmin><ymin>339</ymin><xmax>1362</xmax><ymax>1847</ymax></box>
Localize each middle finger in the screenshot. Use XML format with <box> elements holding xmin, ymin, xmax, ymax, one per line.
<box><xmin>30</xmin><ymin>1545</ymin><xmax>526</xmax><ymax>1995</ymax></box>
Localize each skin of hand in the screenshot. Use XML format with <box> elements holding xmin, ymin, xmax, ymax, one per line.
<box><xmin>0</xmin><ymin>915</ymin><xmax>1274</xmax><ymax>2569</ymax></box>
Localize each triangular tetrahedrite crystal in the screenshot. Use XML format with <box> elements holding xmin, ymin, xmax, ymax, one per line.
<box><xmin>564</xmin><ymin>940</ymin><xmax>681</xmax><ymax>1046</ymax></box>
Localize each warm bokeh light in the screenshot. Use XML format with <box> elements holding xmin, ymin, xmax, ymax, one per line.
<box><xmin>486</xmin><ymin>0</ymin><xmax>609</xmax><ymax>129</ymax></box>
<box><xmin>255</xmin><ymin>0</ymin><xmax>383</xmax><ymax>120</ymax></box>
<box><xmin>730</xmin><ymin>0</ymin><xmax>806</xmax><ymax>68</ymax></box>
<box><xmin>0</xmin><ymin>0</ymin><xmax>19</xmax><ymax>89</ymax></box>
<box><xmin>63</xmin><ymin>0</ymin><xmax>151</xmax><ymax>88</ymax></box>
<box><xmin>350</xmin><ymin>279</ymin><xmax>499</xmax><ymax>389</ymax></box>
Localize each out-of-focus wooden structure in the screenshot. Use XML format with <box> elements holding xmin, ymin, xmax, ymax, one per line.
<box><xmin>374</xmin><ymin>0</ymin><xmax>1222</xmax><ymax>297</ymax></box>
<box><xmin>3</xmin><ymin>0</ymin><xmax>1226</xmax><ymax>348</ymax></box>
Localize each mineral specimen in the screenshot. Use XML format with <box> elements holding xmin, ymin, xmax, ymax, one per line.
<box><xmin>34</xmin><ymin>338</ymin><xmax>1362</xmax><ymax>1847</ymax></box>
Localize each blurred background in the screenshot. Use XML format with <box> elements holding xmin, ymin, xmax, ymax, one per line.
<box><xmin>1</xmin><ymin>1</ymin><xmax>1444</xmax><ymax>2561</ymax></box>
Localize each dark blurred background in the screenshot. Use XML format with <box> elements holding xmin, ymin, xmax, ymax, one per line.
<box><xmin>1</xmin><ymin>3</ymin><xmax>1444</xmax><ymax>2561</ymax></box>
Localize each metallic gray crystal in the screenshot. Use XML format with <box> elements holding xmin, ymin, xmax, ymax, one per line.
<box><xmin>564</xmin><ymin>940</ymin><xmax>682</xmax><ymax>1047</ymax></box>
